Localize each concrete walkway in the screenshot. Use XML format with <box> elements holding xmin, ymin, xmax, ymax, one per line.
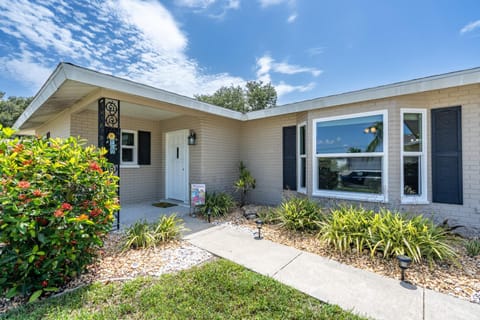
<box><xmin>118</xmin><ymin>201</ymin><xmax>214</xmax><ymax>235</ymax></box>
<box><xmin>185</xmin><ymin>225</ymin><xmax>480</xmax><ymax>320</ymax></box>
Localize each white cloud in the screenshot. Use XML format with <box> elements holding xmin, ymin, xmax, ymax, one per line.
<box><xmin>258</xmin><ymin>0</ymin><xmax>296</xmax><ymax>24</ymax></box>
<box><xmin>226</xmin><ymin>0</ymin><xmax>240</xmax><ymax>9</ymax></box>
<box><xmin>0</xmin><ymin>0</ymin><xmax>316</xmax><ymax>102</ymax></box>
<box><xmin>175</xmin><ymin>0</ymin><xmax>240</xmax><ymax>18</ymax></box>
<box><xmin>275</xmin><ymin>82</ymin><xmax>315</xmax><ymax>97</ymax></box>
<box><xmin>287</xmin><ymin>13</ymin><xmax>297</xmax><ymax>23</ymax></box>
<box><xmin>256</xmin><ymin>55</ymin><xmax>273</xmax><ymax>83</ymax></box>
<box><xmin>257</xmin><ymin>54</ymin><xmax>322</xmax><ymax>78</ymax></box>
<box><xmin>256</xmin><ymin>54</ymin><xmax>319</xmax><ymax>98</ymax></box>
<box><xmin>307</xmin><ymin>47</ymin><xmax>324</xmax><ymax>56</ymax></box>
<box><xmin>175</xmin><ymin>0</ymin><xmax>216</xmax><ymax>9</ymax></box>
<box><xmin>0</xmin><ymin>0</ymin><xmax>245</xmax><ymax>98</ymax></box>
<box><xmin>274</xmin><ymin>61</ymin><xmax>322</xmax><ymax>76</ymax></box>
<box><xmin>460</xmin><ymin>20</ymin><xmax>480</xmax><ymax>34</ymax></box>
<box><xmin>113</xmin><ymin>0</ymin><xmax>187</xmax><ymax>54</ymax></box>
<box><xmin>0</xmin><ymin>52</ymin><xmax>51</xmax><ymax>89</ymax></box>
<box><xmin>258</xmin><ymin>0</ymin><xmax>290</xmax><ymax>8</ymax></box>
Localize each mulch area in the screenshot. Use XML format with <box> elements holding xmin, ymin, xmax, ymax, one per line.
<box><xmin>2</xmin><ymin>208</ymin><xmax>479</xmax><ymax>314</ymax></box>
<box><xmin>0</xmin><ymin>233</ymin><xmax>212</xmax><ymax>314</ymax></box>
<box><xmin>213</xmin><ymin>208</ymin><xmax>480</xmax><ymax>304</ymax></box>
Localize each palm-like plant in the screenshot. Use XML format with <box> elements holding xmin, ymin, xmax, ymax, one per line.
<box><xmin>234</xmin><ymin>161</ymin><xmax>256</xmax><ymax>206</ymax></box>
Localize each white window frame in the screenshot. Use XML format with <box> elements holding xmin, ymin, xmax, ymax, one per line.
<box><xmin>120</xmin><ymin>129</ymin><xmax>138</xmax><ymax>167</ymax></box>
<box><xmin>312</xmin><ymin>110</ymin><xmax>389</xmax><ymax>203</ymax></box>
<box><xmin>297</xmin><ymin>122</ymin><xmax>307</xmax><ymax>193</ymax></box>
<box><xmin>400</xmin><ymin>109</ymin><xmax>428</xmax><ymax>204</ymax></box>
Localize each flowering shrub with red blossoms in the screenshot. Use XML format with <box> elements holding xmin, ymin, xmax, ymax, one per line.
<box><xmin>0</xmin><ymin>127</ymin><xmax>119</xmax><ymax>301</ymax></box>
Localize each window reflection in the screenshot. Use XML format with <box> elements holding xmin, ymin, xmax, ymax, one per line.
<box><xmin>318</xmin><ymin>157</ymin><xmax>382</xmax><ymax>194</ymax></box>
<box><xmin>316</xmin><ymin>115</ymin><xmax>383</xmax><ymax>154</ymax></box>
<box><xmin>404</xmin><ymin>156</ymin><xmax>421</xmax><ymax>195</ymax></box>
<box><xmin>403</xmin><ymin>113</ymin><xmax>422</xmax><ymax>152</ymax></box>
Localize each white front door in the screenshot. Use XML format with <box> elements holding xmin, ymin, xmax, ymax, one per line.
<box><xmin>166</xmin><ymin>130</ymin><xmax>189</xmax><ymax>202</ymax></box>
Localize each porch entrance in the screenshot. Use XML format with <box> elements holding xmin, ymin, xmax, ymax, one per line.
<box><xmin>166</xmin><ymin>129</ymin><xmax>189</xmax><ymax>202</ymax></box>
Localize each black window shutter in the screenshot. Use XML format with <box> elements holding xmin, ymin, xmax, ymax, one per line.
<box><xmin>283</xmin><ymin>126</ymin><xmax>297</xmax><ymax>190</ymax></box>
<box><xmin>431</xmin><ymin>106</ymin><xmax>462</xmax><ymax>204</ymax></box>
<box><xmin>138</xmin><ymin>131</ymin><xmax>151</xmax><ymax>165</ymax></box>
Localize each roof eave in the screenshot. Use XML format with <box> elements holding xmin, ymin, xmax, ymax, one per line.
<box><xmin>13</xmin><ymin>63</ymin><xmax>67</xmax><ymax>129</ymax></box>
<box><xmin>60</xmin><ymin>63</ymin><xmax>244</xmax><ymax>121</ymax></box>
<box><xmin>245</xmin><ymin>66</ymin><xmax>480</xmax><ymax>120</ymax></box>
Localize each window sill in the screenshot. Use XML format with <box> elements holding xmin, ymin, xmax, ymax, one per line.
<box><xmin>313</xmin><ymin>190</ymin><xmax>387</xmax><ymax>203</ymax></box>
<box><xmin>400</xmin><ymin>198</ymin><xmax>429</xmax><ymax>205</ymax></box>
<box><xmin>120</xmin><ymin>164</ymin><xmax>140</xmax><ymax>169</ymax></box>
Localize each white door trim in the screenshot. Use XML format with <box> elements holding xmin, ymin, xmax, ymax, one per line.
<box><xmin>165</xmin><ymin>129</ymin><xmax>189</xmax><ymax>202</ymax></box>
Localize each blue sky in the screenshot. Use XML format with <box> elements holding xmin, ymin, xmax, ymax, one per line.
<box><xmin>0</xmin><ymin>0</ymin><xmax>479</xmax><ymax>105</ymax></box>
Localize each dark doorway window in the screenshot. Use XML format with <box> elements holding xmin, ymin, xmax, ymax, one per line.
<box><xmin>283</xmin><ymin>126</ymin><xmax>297</xmax><ymax>190</ymax></box>
<box><xmin>431</xmin><ymin>106</ymin><xmax>462</xmax><ymax>204</ymax></box>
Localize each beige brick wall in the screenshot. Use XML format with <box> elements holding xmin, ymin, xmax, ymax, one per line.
<box><xmin>300</xmin><ymin>85</ymin><xmax>480</xmax><ymax>235</ymax></box>
<box><xmin>71</xmin><ymin>109</ymin><xmax>163</xmax><ymax>204</ymax></box>
<box><xmin>71</xmin><ymin>109</ymin><xmax>97</xmax><ymax>145</ymax></box>
<box><xmin>240</xmin><ymin>114</ymin><xmax>297</xmax><ymax>204</ymax></box>
<box><xmin>37</xmin><ymin>110</ymin><xmax>71</xmax><ymax>138</ymax></box>
<box><xmin>35</xmin><ymin>84</ymin><xmax>480</xmax><ymax>234</ymax></box>
<box><xmin>158</xmin><ymin>114</ymin><xmax>241</xmax><ymax>199</ymax></box>
<box><xmin>197</xmin><ymin>115</ymin><xmax>241</xmax><ymax>195</ymax></box>
<box><xmin>119</xmin><ymin>116</ymin><xmax>163</xmax><ymax>203</ymax></box>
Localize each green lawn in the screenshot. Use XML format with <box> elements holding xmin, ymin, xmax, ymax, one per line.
<box><xmin>2</xmin><ymin>259</ymin><xmax>364</xmax><ymax>320</ymax></box>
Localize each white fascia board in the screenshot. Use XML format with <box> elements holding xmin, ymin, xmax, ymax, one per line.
<box><xmin>13</xmin><ymin>64</ymin><xmax>68</xmax><ymax>129</ymax></box>
<box><xmin>245</xmin><ymin>67</ymin><xmax>480</xmax><ymax>120</ymax></box>
<box><xmin>61</xmin><ymin>63</ymin><xmax>244</xmax><ymax>121</ymax></box>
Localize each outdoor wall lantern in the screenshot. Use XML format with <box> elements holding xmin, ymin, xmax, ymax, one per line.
<box><xmin>255</xmin><ymin>220</ymin><xmax>264</xmax><ymax>240</ymax></box>
<box><xmin>396</xmin><ymin>255</ymin><xmax>412</xmax><ymax>282</ymax></box>
<box><xmin>188</xmin><ymin>130</ymin><xmax>197</xmax><ymax>145</ymax></box>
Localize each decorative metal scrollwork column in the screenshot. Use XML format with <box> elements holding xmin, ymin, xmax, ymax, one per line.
<box><xmin>98</xmin><ymin>98</ymin><xmax>121</xmax><ymax>230</ymax></box>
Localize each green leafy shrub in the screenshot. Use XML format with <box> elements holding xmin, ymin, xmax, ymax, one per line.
<box><xmin>123</xmin><ymin>215</ymin><xmax>185</xmax><ymax>250</ymax></box>
<box><xmin>319</xmin><ymin>206</ymin><xmax>457</xmax><ymax>264</ymax></box>
<box><xmin>465</xmin><ymin>239</ymin><xmax>480</xmax><ymax>257</ymax></box>
<box><xmin>198</xmin><ymin>192</ymin><xmax>235</xmax><ymax>217</ymax></box>
<box><xmin>153</xmin><ymin>214</ymin><xmax>185</xmax><ymax>242</ymax></box>
<box><xmin>234</xmin><ymin>161</ymin><xmax>256</xmax><ymax>206</ymax></box>
<box><xmin>277</xmin><ymin>197</ymin><xmax>323</xmax><ymax>231</ymax></box>
<box><xmin>318</xmin><ymin>206</ymin><xmax>374</xmax><ymax>253</ymax></box>
<box><xmin>122</xmin><ymin>220</ymin><xmax>156</xmax><ymax>249</ymax></box>
<box><xmin>0</xmin><ymin>127</ymin><xmax>120</xmax><ymax>300</ymax></box>
<box><xmin>257</xmin><ymin>207</ymin><xmax>280</xmax><ymax>225</ymax></box>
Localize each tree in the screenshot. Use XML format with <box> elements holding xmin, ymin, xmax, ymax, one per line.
<box><xmin>245</xmin><ymin>81</ymin><xmax>276</xmax><ymax>111</ymax></box>
<box><xmin>195</xmin><ymin>81</ymin><xmax>277</xmax><ymax>113</ymax></box>
<box><xmin>0</xmin><ymin>92</ymin><xmax>33</xmax><ymax>127</ymax></box>
<box><xmin>195</xmin><ymin>85</ymin><xmax>246</xmax><ymax>112</ymax></box>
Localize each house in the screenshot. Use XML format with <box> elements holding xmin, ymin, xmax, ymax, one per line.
<box><xmin>14</xmin><ymin>63</ymin><xmax>480</xmax><ymax>235</ymax></box>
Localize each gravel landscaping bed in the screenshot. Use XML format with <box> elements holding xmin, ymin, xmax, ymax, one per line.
<box><xmin>2</xmin><ymin>207</ymin><xmax>478</xmax><ymax>313</ymax></box>
<box><xmin>213</xmin><ymin>208</ymin><xmax>480</xmax><ymax>304</ymax></box>
<box><xmin>0</xmin><ymin>233</ymin><xmax>214</xmax><ymax>314</ymax></box>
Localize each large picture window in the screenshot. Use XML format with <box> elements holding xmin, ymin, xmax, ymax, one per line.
<box><xmin>313</xmin><ymin>111</ymin><xmax>387</xmax><ymax>202</ymax></box>
<box><xmin>401</xmin><ymin>109</ymin><xmax>427</xmax><ymax>203</ymax></box>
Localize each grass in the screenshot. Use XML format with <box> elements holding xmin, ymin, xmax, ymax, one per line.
<box><xmin>2</xmin><ymin>260</ymin><xmax>364</xmax><ymax>320</ymax></box>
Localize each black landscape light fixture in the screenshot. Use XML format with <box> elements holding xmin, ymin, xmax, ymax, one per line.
<box><xmin>207</xmin><ymin>209</ymin><xmax>211</xmax><ymax>223</ymax></box>
<box><xmin>397</xmin><ymin>255</ymin><xmax>412</xmax><ymax>282</ymax></box>
<box><xmin>188</xmin><ymin>130</ymin><xmax>197</xmax><ymax>145</ymax></box>
<box><xmin>255</xmin><ymin>220</ymin><xmax>264</xmax><ymax>240</ymax></box>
